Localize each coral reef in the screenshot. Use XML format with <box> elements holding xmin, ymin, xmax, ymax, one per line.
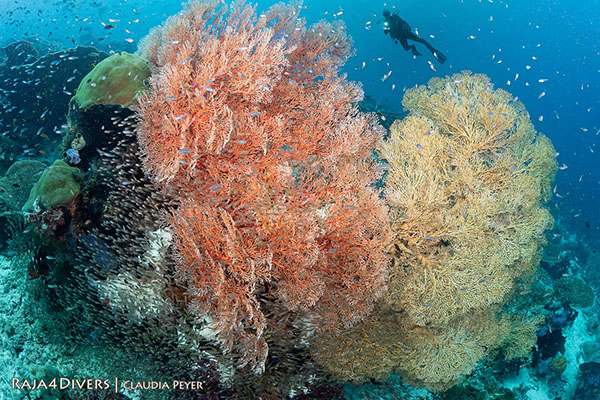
<box><xmin>22</xmin><ymin>160</ymin><xmax>81</xmax><ymax>212</ymax></box>
<box><xmin>0</xmin><ymin>45</ymin><xmax>108</xmax><ymax>173</ymax></box>
<box><xmin>70</xmin><ymin>52</ymin><xmax>150</xmax><ymax>110</ymax></box>
<box><xmin>575</xmin><ymin>362</ymin><xmax>600</xmax><ymax>400</ymax></box>
<box><xmin>549</xmin><ymin>355</ymin><xmax>567</xmax><ymax>375</ymax></box>
<box><xmin>135</xmin><ymin>0</ymin><xmax>390</xmax><ymax>373</ymax></box>
<box><xmin>19</xmin><ymin>160</ymin><xmax>82</xmax><ymax>239</ymax></box>
<box><xmin>312</xmin><ymin>71</ymin><xmax>557</xmax><ymax>390</ymax></box>
<box><xmin>445</xmin><ymin>384</ymin><xmax>517</xmax><ymax>400</ymax></box>
<box><xmin>0</xmin><ymin>160</ymin><xmax>47</xmax><ymax>212</ymax></box>
<box><xmin>61</xmin><ymin>103</ymin><xmax>137</xmax><ymax>171</ymax></box>
<box><xmin>382</xmin><ymin>71</ymin><xmax>556</xmax><ymax>327</ymax></box>
<box><xmin>0</xmin><ymin>40</ymin><xmax>38</xmax><ymax>65</ymax></box>
<box><xmin>502</xmin><ymin>314</ymin><xmax>545</xmax><ymax>360</ymax></box>
<box><xmin>0</xmin><ymin>160</ymin><xmax>47</xmax><ymax>250</ymax></box>
<box><xmin>1</xmin><ymin>3</ymin><xmax>570</xmax><ymax>398</ymax></box>
<box><xmin>554</xmin><ymin>276</ymin><xmax>595</xmax><ymax>308</ymax></box>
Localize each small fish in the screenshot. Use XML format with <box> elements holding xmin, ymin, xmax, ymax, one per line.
<box><xmin>104</xmin><ymin>24</ymin><xmax>116</xmax><ymax>30</ymax></box>
<box><xmin>416</xmin><ymin>144</ymin><xmax>424</xmax><ymax>150</ymax></box>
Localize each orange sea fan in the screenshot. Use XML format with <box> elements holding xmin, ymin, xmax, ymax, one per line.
<box><xmin>136</xmin><ymin>0</ymin><xmax>390</xmax><ymax>373</ymax></box>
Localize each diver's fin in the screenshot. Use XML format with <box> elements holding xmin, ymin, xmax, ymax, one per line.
<box><xmin>432</xmin><ymin>49</ymin><xmax>447</xmax><ymax>64</ymax></box>
<box><xmin>424</xmin><ymin>42</ymin><xmax>447</xmax><ymax>64</ymax></box>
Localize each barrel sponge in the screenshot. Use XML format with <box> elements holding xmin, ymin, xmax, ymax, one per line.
<box><xmin>22</xmin><ymin>160</ymin><xmax>82</xmax><ymax>212</ymax></box>
<box><xmin>71</xmin><ymin>51</ymin><xmax>151</xmax><ymax>109</ymax></box>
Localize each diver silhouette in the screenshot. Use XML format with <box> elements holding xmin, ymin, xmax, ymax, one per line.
<box><xmin>382</xmin><ymin>10</ymin><xmax>447</xmax><ymax>64</ymax></box>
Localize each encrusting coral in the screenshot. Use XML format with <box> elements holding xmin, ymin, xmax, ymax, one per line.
<box><xmin>312</xmin><ymin>71</ymin><xmax>557</xmax><ymax>391</ymax></box>
<box><xmin>135</xmin><ymin>0</ymin><xmax>390</xmax><ymax>374</ymax></box>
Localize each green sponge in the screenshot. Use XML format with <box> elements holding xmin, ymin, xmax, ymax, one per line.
<box><xmin>22</xmin><ymin>160</ymin><xmax>82</xmax><ymax>212</ymax></box>
<box><xmin>71</xmin><ymin>51</ymin><xmax>151</xmax><ymax>109</ymax></box>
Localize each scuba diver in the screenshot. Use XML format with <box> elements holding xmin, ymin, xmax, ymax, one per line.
<box><xmin>382</xmin><ymin>10</ymin><xmax>447</xmax><ymax>64</ymax></box>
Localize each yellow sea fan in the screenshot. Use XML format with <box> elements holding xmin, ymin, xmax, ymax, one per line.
<box><xmin>311</xmin><ymin>71</ymin><xmax>557</xmax><ymax>391</ymax></box>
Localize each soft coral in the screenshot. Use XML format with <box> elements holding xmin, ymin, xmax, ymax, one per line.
<box><xmin>136</xmin><ymin>0</ymin><xmax>390</xmax><ymax>373</ymax></box>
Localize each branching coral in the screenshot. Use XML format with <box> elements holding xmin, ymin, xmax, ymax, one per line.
<box><xmin>136</xmin><ymin>0</ymin><xmax>389</xmax><ymax>373</ymax></box>
<box><xmin>312</xmin><ymin>71</ymin><xmax>557</xmax><ymax>390</ymax></box>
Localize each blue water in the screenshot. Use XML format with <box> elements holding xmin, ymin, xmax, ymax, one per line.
<box><xmin>1</xmin><ymin>0</ymin><xmax>599</xmax><ymax>399</ymax></box>
<box><xmin>2</xmin><ymin>0</ymin><xmax>597</xmax><ymax>239</ymax></box>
